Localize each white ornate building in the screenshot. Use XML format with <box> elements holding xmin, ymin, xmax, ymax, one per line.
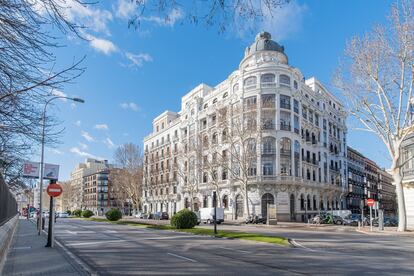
<box><xmin>142</xmin><ymin>32</ymin><xmax>348</xmax><ymax>221</ymax></box>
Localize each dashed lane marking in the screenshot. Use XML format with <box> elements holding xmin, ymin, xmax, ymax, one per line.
<box><xmin>167</xmin><ymin>252</ymin><xmax>198</xmax><ymax>263</ymax></box>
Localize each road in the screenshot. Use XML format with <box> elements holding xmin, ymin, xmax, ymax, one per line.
<box><xmin>53</xmin><ymin>219</ymin><xmax>414</xmax><ymax>275</ymax></box>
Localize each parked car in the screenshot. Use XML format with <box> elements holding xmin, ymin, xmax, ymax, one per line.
<box><xmin>160</xmin><ymin>212</ymin><xmax>169</xmax><ymax>220</ymax></box>
<box><xmin>245</xmin><ymin>214</ymin><xmax>266</xmax><ymax>224</ymax></box>
<box><xmin>58</xmin><ymin>212</ymin><xmax>69</xmax><ymax>218</ymax></box>
<box><xmin>333</xmin><ymin>215</ymin><xmax>344</xmax><ymax>225</ymax></box>
<box><xmin>134</xmin><ymin>212</ymin><xmax>149</xmax><ymax>219</ymax></box>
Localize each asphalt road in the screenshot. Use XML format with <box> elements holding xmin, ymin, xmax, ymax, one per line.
<box><xmin>53</xmin><ymin>219</ymin><xmax>414</xmax><ymax>276</ymax></box>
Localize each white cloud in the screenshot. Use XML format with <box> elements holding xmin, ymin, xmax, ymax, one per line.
<box><xmin>87</xmin><ymin>34</ymin><xmax>117</xmax><ymax>55</ymax></box>
<box><xmin>257</xmin><ymin>1</ymin><xmax>307</xmax><ymax>41</ymax></box>
<box><xmin>81</xmin><ymin>131</ymin><xmax>95</xmax><ymax>142</ymax></box>
<box><xmin>120</xmin><ymin>102</ymin><xmax>139</xmax><ymax>111</ymax></box>
<box><xmin>141</xmin><ymin>8</ymin><xmax>184</xmax><ymax>27</ymax></box>
<box><xmin>103</xmin><ymin>138</ymin><xmax>116</xmax><ymax>149</ymax></box>
<box><xmin>49</xmin><ymin>148</ymin><xmax>64</xmax><ymax>155</ymax></box>
<box><xmin>52</xmin><ymin>90</ymin><xmax>68</xmax><ymax>101</ymax></box>
<box><xmin>94</xmin><ymin>124</ymin><xmax>109</xmax><ymax>130</ymax></box>
<box><xmin>78</xmin><ymin>142</ymin><xmax>88</xmax><ymax>150</ymax></box>
<box><xmin>115</xmin><ymin>0</ymin><xmax>136</xmax><ymax>19</ymax></box>
<box><xmin>125</xmin><ymin>52</ymin><xmax>153</xmax><ymax>67</ymax></box>
<box><xmin>70</xmin><ymin>147</ymin><xmax>103</xmax><ymax>160</ymax></box>
<box><xmin>74</xmin><ymin>120</ymin><xmax>81</xmax><ymax>127</ymax></box>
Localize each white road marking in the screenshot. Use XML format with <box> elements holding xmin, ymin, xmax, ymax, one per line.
<box><xmin>104</xmin><ymin>230</ymin><xmax>117</xmax><ymax>233</ymax></box>
<box><xmin>289</xmin><ymin>239</ymin><xmax>316</xmax><ymax>252</ymax></box>
<box><xmin>13</xmin><ymin>246</ymin><xmax>31</xmax><ymax>250</ymax></box>
<box><xmin>218</xmin><ymin>247</ymin><xmax>251</xmax><ymax>254</ymax></box>
<box><xmin>167</xmin><ymin>252</ymin><xmax>198</xmax><ymax>263</ymax></box>
<box><xmin>65</xmin><ymin>230</ymin><xmax>77</xmax><ymax>235</ymax></box>
<box><xmin>67</xmin><ymin>240</ymin><xmax>126</xmax><ymax>246</ymax></box>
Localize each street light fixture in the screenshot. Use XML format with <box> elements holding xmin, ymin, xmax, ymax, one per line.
<box><xmin>37</xmin><ymin>95</ymin><xmax>85</xmax><ymax>235</ymax></box>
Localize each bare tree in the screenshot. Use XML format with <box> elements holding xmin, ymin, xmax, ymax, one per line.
<box><xmin>217</xmin><ymin>102</ymin><xmax>261</xmax><ymax>218</ymax></box>
<box><xmin>176</xmin><ymin>133</ymin><xmax>203</xmax><ymax>211</ymax></box>
<box><xmin>128</xmin><ymin>0</ymin><xmax>290</xmax><ymax>33</ymax></box>
<box><xmin>0</xmin><ymin>0</ymin><xmax>85</xmax><ymax>185</ymax></box>
<box><xmin>111</xmin><ymin>143</ymin><xmax>144</xmax><ymax>214</ymax></box>
<box><xmin>335</xmin><ymin>0</ymin><xmax>414</xmax><ymax>231</ymax></box>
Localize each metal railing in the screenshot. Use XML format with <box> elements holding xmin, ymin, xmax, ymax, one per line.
<box><xmin>0</xmin><ymin>173</ymin><xmax>17</xmax><ymax>226</ymax></box>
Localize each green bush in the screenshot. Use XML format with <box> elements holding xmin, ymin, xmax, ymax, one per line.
<box><xmin>73</xmin><ymin>209</ymin><xmax>82</xmax><ymax>217</ymax></box>
<box><xmin>105</xmin><ymin>208</ymin><xmax>122</xmax><ymax>221</ymax></box>
<box><xmin>82</xmin><ymin>210</ymin><xmax>94</xmax><ymax>218</ymax></box>
<box><xmin>66</xmin><ymin>210</ymin><xmax>71</xmax><ymax>216</ymax></box>
<box><xmin>171</xmin><ymin>209</ymin><xmax>198</xmax><ymax>229</ymax></box>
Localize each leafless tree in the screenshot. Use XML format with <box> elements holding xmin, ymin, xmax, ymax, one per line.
<box><xmin>0</xmin><ymin>0</ymin><xmax>85</xmax><ymax>185</ymax></box>
<box><xmin>335</xmin><ymin>0</ymin><xmax>414</xmax><ymax>231</ymax></box>
<box><xmin>129</xmin><ymin>0</ymin><xmax>290</xmax><ymax>33</ymax></box>
<box><xmin>111</xmin><ymin>143</ymin><xmax>144</xmax><ymax>214</ymax></box>
<box><xmin>216</xmin><ymin>102</ymin><xmax>261</xmax><ymax>218</ymax></box>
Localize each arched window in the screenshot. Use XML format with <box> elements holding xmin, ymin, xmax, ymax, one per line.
<box><xmin>233</xmin><ymin>83</ymin><xmax>239</xmax><ymax>92</ymax></box>
<box><xmin>203</xmin><ymin>136</ymin><xmax>209</xmax><ymax>148</ymax></box>
<box><xmin>213</xmin><ymin>98</ymin><xmax>218</xmax><ymax>104</ymax></box>
<box><xmin>212</xmin><ymin>132</ymin><xmax>218</xmax><ymax>144</ymax></box>
<box><xmin>203</xmin><ymin>196</ymin><xmax>208</xmax><ymax>207</ymax></box>
<box><xmin>244</xmin><ymin>76</ymin><xmax>257</xmax><ymax>86</ymax></box>
<box><xmin>294</xmin><ymin>140</ymin><xmax>300</xmax><ymax>177</ymax></box>
<box><xmin>222</xmin><ymin>129</ymin><xmax>227</xmax><ymax>142</ymax></box>
<box><xmin>280</xmin><ymin>137</ymin><xmax>292</xmax><ymax>176</ymax></box>
<box><xmin>313</xmin><ymin>195</ymin><xmax>317</xmax><ymax>210</ymax></box>
<box><xmin>222</xmin><ymin>195</ymin><xmax>229</xmax><ymax>209</ymax></box>
<box><xmin>294</xmin><ymin>80</ymin><xmax>298</xmax><ymax>89</ymax></box>
<box><xmin>307</xmin><ymin>195</ymin><xmax>311</xmax><ymax>210</ymax></box>
<box><xmin>279</xmin><ymin>74</ymin><xmax>291</xmax><ymax>86</ymax></box>
<box><xmin>300</xmin><ymin>194</ymin><xmax>305</xmax><ymax>210</ymax></box>
<box><xmin>203</xmin><ymin>172</ymin><xmax>208</xmax><ymax>183</ymax></box>
<box><xmin>262</xmin><ymin>136</ymin><xmax>276</xmax><ymax>154</ymax></box>
<box><xmin>261</xmin><ymin>73</ymin><xmax>275</xmax><ymax>84</ymax></box>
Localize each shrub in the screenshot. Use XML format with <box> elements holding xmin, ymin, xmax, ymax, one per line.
<box><xmin>105</xmin><ymin>208</ymin><xmax>122</xmax><ymax>221</ymax></box>
<box><xmin>73</xmin><ymin>209</ymin><xmax>82</xmax><ymax>217</ymax></box>
<box><xmin>66</xmin><ymin>210</ymin><xmax>71</xmax><ymax>216</ymax></box>
<box><xmin>171</xmin><ymin>209</ymin><xmax>198</xmax><ymax>229</ymax></box>
<box><xmin>82</xmin><ymin>210</ymin><xmax>94</xmax><ymax>218</ymax></box>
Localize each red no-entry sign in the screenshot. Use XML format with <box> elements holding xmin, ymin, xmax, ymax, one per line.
<box><xmin>367</xmin><ymin>198</ymin><xmax>375</xmax><ymax>206</ymax></box>
<box><xmin>46</xmin><ymin>183</ymin><xmax>63</xmax><ymax>197</ymax></box>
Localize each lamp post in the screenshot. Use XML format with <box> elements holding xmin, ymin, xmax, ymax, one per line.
<box><xmin>37</xmin><ymin>96</ymin><xmax>84</xmax><ymax>235</ymax></box>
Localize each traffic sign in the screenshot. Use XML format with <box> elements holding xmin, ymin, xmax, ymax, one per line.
<box><xmin>46</xmin><ymin>183</ymin><xmax>63</xmax><ymax>197</ymax></box>
<box><xmin>367</xmin><ymin>198</ymin><xmax>375</xmax><ymax>206</ymax></box>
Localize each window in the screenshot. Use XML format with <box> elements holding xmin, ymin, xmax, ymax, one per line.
<box><xmin>280</xmin><ymin>137</ymin><xmax>292</xmax><ymax>176</ymax></box>
<box><xmin>203</xmin><ymin>173</ymin><xmax>208</xmax><ymax>183</ymax></box>
<box><xmin>233</xmin><ymin>83</ymin><xmax>239</xmax><ymax>92</ymax></box>
<box><xmin>279</xmin><ymin>74</ymin><xmax>290</xmax><ymax>86</ymax></box>
<box><xmin>223</xmin><ymin>92</ymin><xmax>228</xmax><ymax>98</ymax></box>
<box><xmin>294</xmin><ymin>115</ymin><xmax>300</xmax><ymax>134</ymax></box>
<box><xmin>244</xmin><ymin>76</ymin><xmax>257</xmax><ymax>89</ymax></box>
<box><xmin>261</xmin><ymin>94</ymin><xmax>275</xmax><ymax>108</ymax></box>
<box><xmin>222</xmin><ymin>169</ymin><xmax>228</xmax><ymax>180</ymax></box>
<box><xmin>262</xmin><ymin>137</ymin><xmax>276</xmax><ymax>154</ymax></box>
<box><xmin>261</xmin><ymin>73</ymin><xmax>276</xmax><ymax>87</ymax></box>
<box><xmin>261</xmin><ymin>110</ymin><xmax>275</xmax><ymax>130</ymax></box>
<box><xmin>302</xmin><ymin>106</ymin><xmax>307</xmax><ymax>119</ymax></box>
<box><xmin>280</xmin><ymin>111</ymin><xmax>291</xmax><ymax>131</ymax></box>
<box><xmin>262</xmin><ymin>156</ymin><xmax>274</xmax><ymax>176</ymax></box>
<box><xmin>222</xmin><ymin>195</ymin><xmax>229</xmax><ymax>209</ymax></box>
<box><xmin>294</xmin><ymin>80</ymin><xmax>298</xmax><ymax>89</ymax></box>
<box><xmin>244</xmin><ymin>96</ymin><xmax>257</xmax><ymax>109</ymax></box>
<box><xmin>222</xmin><ymin>129</ymin><xmax>227</xmax><ymax>142</ymax></box>
<box><xmin>294</xmin><ymin>99</ymin><xmax>299</xmax><ymax>114</ymax></box>
<box><xmin>280</xmin><ymin>95</ymin><xmax>291</xmax><ymax>109</ymax></box>
<box><xmin>203</xmin><ymin>103</ymin><xmax>208</xmax><ymax>109</ymax></box>
<box><xmin>294</xmin><ymin>141</ymin><xmax>300</xmax><ymax>177</ymax></box>
<box><xmin>212</xmin><ymin>133</ymin><xmax>218</xmax><ymax>144</ymax></box>
<box><xmin>213</xmin><ymin>98</ymin><xmax>218</xmax><ymax>104</ymax></box>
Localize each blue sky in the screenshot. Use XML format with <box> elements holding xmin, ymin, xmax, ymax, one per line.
<box><xmin>38</xmin><ymin>0</ymin><xmax>394</xmax><ymax>180</ymax></box>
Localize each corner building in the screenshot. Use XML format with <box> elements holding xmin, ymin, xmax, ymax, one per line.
<box><xmin>142</xmin><ymin>32</ymin><xmax>348</xmax><ymax>221</ymax></box>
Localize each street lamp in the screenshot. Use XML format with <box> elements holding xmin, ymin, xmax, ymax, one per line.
<box><xmin>37</xmin><ymin>95</ymin><xmax>85</xmax><ymax>235</ymax></box>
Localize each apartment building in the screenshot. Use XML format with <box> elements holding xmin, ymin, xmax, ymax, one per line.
<box><xmin>402</xmin><ymin>134</ymin><xmax>414</xmax><ymax>229</ymax></box>
<box><xmin>143</xmin><ymin>32</ymin><xmax>348</xmax><ymax>221</ymax></box>
<box><xmin>346</xmin><ymin>147</ymin><xmax>365</xmax><ymax>214</ymax></box>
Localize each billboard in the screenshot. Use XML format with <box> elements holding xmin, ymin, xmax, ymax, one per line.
<box><xmin>22</xmin><ymin>162</ymin><xmax>59</xmax><ymax>180</ymax></box>
<box><xmin>44</xmin><ymin>163</ymin><xmax>59</xmax><ymax>180</ymax></box>
<box><xmin>23</xmin><ymin>162</ymin><xmax>40</xmax><ymax>178</ymax></box>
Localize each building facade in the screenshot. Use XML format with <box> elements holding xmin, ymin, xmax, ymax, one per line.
<box><xmin>142</xmin><ymin>32</ymin><xmax>349</xmax><ymax>221</ymax></box>
<box><xmin>378</xmin><ymin>169</ymin><xmax>396</xmax><ymax>215</ymax></box>
<box><xmin>83</xmin><ymin>170</ymin><xmax>113</xmax><ymax>215</ymax></box>
<box><xmin>346</xmin><ymin>147</ymin><xmax>365</xmax><ymax>214</ymax></box>
<box><xmin>402</xmin><ymin>134</ymin><xmax>414</xmax><ymax>229</ymax></box>
<box><xmin>69</xmin><ymin>158</ymin><xmax>111</xmax><ymax>211</ymax></box>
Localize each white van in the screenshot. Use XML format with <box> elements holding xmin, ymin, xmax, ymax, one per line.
<box><xmin>199</xmin><ymin>208</ymin><xmax>224</xmax><ymax>224</ymax></box>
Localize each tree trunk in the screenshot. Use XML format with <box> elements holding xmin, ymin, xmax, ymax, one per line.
<box><xmin>244</xmin><ymin>184</ymin><xmax>250</xmax><ymax>217</ymax></box>
<box><xmin>391</xmin><ymin>167</ymin><xmax>407</xmax><ymax>231</ymax></box>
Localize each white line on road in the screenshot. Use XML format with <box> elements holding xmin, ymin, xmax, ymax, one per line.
<box><xmin>167</xmin><ymin>252</ymin><xmax>198</xmax><ymax>263</ymax></box>
<box><xmin>67</xmin><ymin>240</ymin><xmax>126</xmax><ymax>246</ymax></box>
<box><xmin>218</xmin><ymin>247</ymin><xmax>251</xmax><ymax>254</ymax></box>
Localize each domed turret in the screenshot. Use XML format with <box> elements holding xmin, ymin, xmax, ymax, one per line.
<box><xmin>244</xmin><ymin>31</ymin><xmax>285</xmax><ymax>57</ymax></box>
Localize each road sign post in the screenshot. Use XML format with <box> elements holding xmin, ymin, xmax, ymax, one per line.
<box><xmin>367</xmin><ymin>199</ymin><xmax>375</xmax><ymax>232</ymax></box>
<box><xmin>213</xmin><ymin>191</ymin><xmax>217</xmax><ymax>235</ymax></box>
<box><xmin>45</xmin><ymin>181</ymin><xmax>62</xmax><ymax>248</ymax></box>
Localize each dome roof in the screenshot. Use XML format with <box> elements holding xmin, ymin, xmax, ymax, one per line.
<box><xmin>245</xmin><ymin>31</ymin><xmax>285</xmax><ymax>57</ymax></box>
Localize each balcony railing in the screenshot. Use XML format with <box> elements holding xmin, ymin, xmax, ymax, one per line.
<box><xmin>262</xmin><ymin>148</ymin><xmax>276</xmax><ymax>155</ymax></box>
<box><xmin>280</xmin><ymin>123</ymin><xmax>291</xmax><ymax>131</ymax></box>
<box><xmin>261</xmin><ymin>83</ymin><xmax>276</xmax><ymax>88</ymax></box>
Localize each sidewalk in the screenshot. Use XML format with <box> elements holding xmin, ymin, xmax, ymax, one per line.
<box><xmin>2</xmin><ymin>218</ymin><xmax>88</xmax><ymax>276</ymax></box>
